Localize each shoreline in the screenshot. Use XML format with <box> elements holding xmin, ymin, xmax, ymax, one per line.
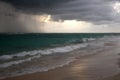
<box><xmin>1</xmin><ymin>41</ymin><xmax>120</xmax><ymax>80</ymax></box>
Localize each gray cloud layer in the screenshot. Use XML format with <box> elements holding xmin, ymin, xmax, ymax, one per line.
<box><xmin>0</xmin><ymin>0</ymin><xmax>120</xmax><ymax>32</ymax></box>
<box><xmin>2</xmin><ymin>0</ymin><xmax>118</xmax><ymax>24</ymax></box>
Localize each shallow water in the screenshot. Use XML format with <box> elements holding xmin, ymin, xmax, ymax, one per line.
<box><xmin>0</xmin><ymin>35</ymin><xmax>120</xmax><ymax>79</ymax></box>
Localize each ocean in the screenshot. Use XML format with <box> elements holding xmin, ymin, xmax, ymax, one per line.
<box><xmin>0</xmin><ymin>33</ymin><xmax>120</xmax><ymax>79</ymax></box>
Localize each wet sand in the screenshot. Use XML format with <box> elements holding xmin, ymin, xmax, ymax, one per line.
<box><xmin>1</xmin><ymin>41</ymin><xmax>120</xmax><ymax>80</ymax></box>
<box><xmin>102</xmin><ymin>56</ymin><xmax>120</xmax><ymax>80</ymax></box>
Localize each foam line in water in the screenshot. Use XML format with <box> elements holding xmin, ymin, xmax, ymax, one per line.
<box><xmin>0</xmin><ymin>57</ymin><xmax>76</xmax><ymax>79</ymax></box>
<box><xmin>0</xmin><ymin>43</ymin><xmax>88</xmax><ymax>68</ymax></box>
<box><xmin>0</xmin><ymin>55</ymin><xmax>41</xmax><ymax>68</ymax></box>
<box><xmin>0</xmin><ymin>44</ymin><xmax>88</xmax><ymax>60</ymax></box>
<box><xmin>0</xmin><ymin>37</ymin><xmax>97</xmax><ymax>61</ymax></box>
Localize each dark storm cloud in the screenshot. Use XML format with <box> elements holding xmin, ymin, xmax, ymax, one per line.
<box><xmin>52</xmin><ymin>0</ymin><xmax>116</xmax><ymax>24</ymax></box>
<box><xmin>0</xmin><ymin>1</ymin><xmax>45</xmax><ymax>33</ymax></box>
<box><xmin>1</xmin><ymin>0</ymin><xmax>120</xmax><ymax>26</ymax></box>
<box><xmin>1</xmin><ymin>0</ymin><xmax>70</xmax><ymax>9</ymax></box>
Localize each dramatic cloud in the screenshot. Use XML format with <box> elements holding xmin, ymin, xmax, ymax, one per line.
<box><xmin>0</xmin><ymin>0</ymin><xmax>120</xmax><ymax>33</ymax></box>
<box><xmin>2</xmin><ymin>0</ymin><xmax>117</xmax><ymax>23</ymax></box>
<box><xmin>2</xmin><ymin>0</ymin><xmax>69</xmax><ymax>8</ymax></box>
<box><xmin>0</xmin><ymin>1</ymin><xmax>45</xmax><ymax>33</ymax></box>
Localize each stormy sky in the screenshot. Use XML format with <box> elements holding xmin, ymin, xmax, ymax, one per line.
<box><xmin>0</xmin><ymin>0</ymin><xmax>120</xmax><ymax>33</ymax></box>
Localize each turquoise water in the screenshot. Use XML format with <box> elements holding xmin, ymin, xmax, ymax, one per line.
<box><xmin>0</xmin><ymin>33</ymin><xmax>120</xmax><ymax>55</ymax></box>
<box><xmin>0</xmin><ymin>33</ymin><xmax>120</xmax><ymax>79</ymax></box>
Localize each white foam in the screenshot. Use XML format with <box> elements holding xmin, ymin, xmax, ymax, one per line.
<box><xmin>42</xmin><ymin>44</ymin><xmax>88</xmax><ymax>54</ymax></box>
<box><xmin>0</xmin><ymin>44</ymin><xmax>87</xmax><ymax>60</ymax></box>
<box><xmin>0</xmin><ymin>43</ymin><xmax>88</xmax><ymax>68</ymax></box>
<box><xmin>0</xmin><ymin>57</ymin><xmax>76</xmax><ymax>79</ymax></box>
<box><xmin>0</xmin><ymin>55</ymin><xmax>13</xmax><ymax>60</ymax></box>
<box><xmin>82</xmin><ymin>38</ymin><xmax>96</xmax><ymax>42</ymax></box>
<box><xmin>0</xmin><ymin>51</ymin><xmax>40</xmax><ymax>60</ymax></box>
<box><xmin>1</xmin><ymin>36</ymin><xmax>110</xmax><ymax>69</ymax></box>
<box><xmin>88</xmin><ymin>38</ymin><xmax>96</xmax><ymax>41</ymax></box>
<box><xmin>0</xmin><ymin>55</ymin><xmax>41</xmax><ymax>68</ymax></box>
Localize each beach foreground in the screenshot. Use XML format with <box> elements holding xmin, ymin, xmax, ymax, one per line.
<box><xmin>1</xmin><ymin>37</ymin><xmax>120</xmax><ymax>80</ymax></box>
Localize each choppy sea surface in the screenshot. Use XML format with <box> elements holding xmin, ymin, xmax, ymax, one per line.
<box><xmin>0</xmin><ymin>33</ymin><xmax>120</xmax><ymax>79</ymax></box>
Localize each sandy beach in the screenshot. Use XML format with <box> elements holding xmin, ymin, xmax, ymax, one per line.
<box><xmin>1</xmin><ymin>38</ymin><xmax>120</xmax><ymax>80</ymax></box>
